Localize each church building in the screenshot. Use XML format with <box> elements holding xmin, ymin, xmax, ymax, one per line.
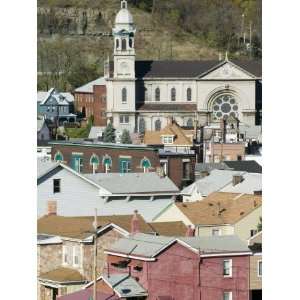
<box><xmin>75</xmin><ymin>0</ymin><xmax>262</xmax><ymax>133</ymax></box>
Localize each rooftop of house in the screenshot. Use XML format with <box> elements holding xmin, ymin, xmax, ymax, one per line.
<box><xmin>57</xmin><ymin>289</ymin><xmax>118</xmax><ymax>300</ymax></box>
<box><xmin>37</xmin><ymin>214</ymin><xmax>153</xmax><ymax>240</ymax></box>
<box><xmin>38</xmin><ymin>267</ymin><xmax>87</xmax><ymax>284</ymax></box>
<box><xmin>195</xmin><ymin>162</ymin><xmax>232</xmax><ymax>174</ymax></box>
<box><xmin>223</xmin><ymin>160</ymin><xmax>262</xmax><ymax>173</ymax></box>
<box><xmin>37</xmin><ymin>157</ymin><xmax>59</xmax><ymax>179</ymax></box>
<box><xmin>74</xmin><ymin>77</ymin><xmax>106</xmax><ymax>93</ymax></box>
<box><xmin>84</xmin><ymin>172</ymin><xmax>179</xmax><ymax>195</ymax></box>
<box><xmin>106</xmin><ymin>232</ymin><xmax>251</xmax><ymax>259</ymax></box>
<box><xmin>176</xmin><ymin>192</ymin><xmax>262</xmax><ymax>225</ymax></box>
<box><xmin>38</xmin><ymin>88</ymin><xmax>74</xmax><ymax>105</ymax></box>
<box><xmin>148</xmin><ymin>221</ymin><xmax>187</xmax><ymax>237</ymax></box>
<box><xmin>144</xmin><ymin>121</ymin><xmax>193</xmax><ymax>146</ymax></box>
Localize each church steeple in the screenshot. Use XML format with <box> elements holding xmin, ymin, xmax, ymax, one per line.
<box><xmin>112</xmin><ymin>0</ymin><xmax>136</xmax><ymax>78</ymax></box>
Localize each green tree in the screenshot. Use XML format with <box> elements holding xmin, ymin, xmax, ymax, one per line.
<box><xmin>120</xmin><ymin>129</ymin><xmax>132</xmax><ymax>144</ymax></box>
<box><xmin>257</xmin><ymin>216</ymin><xmax>262</xmax><ymax>232</ymax></box>
<box><xmin>103</xmin><ymin>122</ymin><xmax>116</xmax><ymax>143</ymax></box>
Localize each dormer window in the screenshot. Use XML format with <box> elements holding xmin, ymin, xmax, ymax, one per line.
<box><xmin>161</xmin><ymin>135</ymin><xmax>174</xmax><ymax>144</ymax></box>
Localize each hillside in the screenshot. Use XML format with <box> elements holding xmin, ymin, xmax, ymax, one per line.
<box><xmin>37</xmin><ymin>0</ymin><xmax>261</xmax><ymax>91</ymax></box>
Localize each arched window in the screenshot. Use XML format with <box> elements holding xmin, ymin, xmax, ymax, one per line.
<box><xmin>187</xmin><ymin>118</ymin><xmax>193</xmax><ymax>128</ymax></box>
<box><xmin>171</xmin><ymin>88</ymin><xmax>176</xmax><ymax>101</ymax></box>
<box><xmin>90</xmin><ymin>154</ymin><xmax>100</xmax><ymax>174</ymax></box>
<box><xmin>129</xmin><ymin>38</ymin><xmax>133</xmax><ymax>48</ymax></box>
<box><xmin>122</xmin><ymin>88</ymin><xmax>127</xmax><ymax>103</ymax></box>
<box><xmin>116</xmin><ymin>39</ymin><xmax>120</xmax><ymax>49</ymax></box>
<box><xmin>187</xmin><ymin>88</ymin><xmax>192</xmax><ymax>101</ymax></box>
<box><xmin>211</xmin><ymin>94</ymin><xmax>238</xmax><ymax>121</ymax></box>
<box><xmin>54</xmin><ymin>151</ymin><xmax>63</xmax><ymax>162</ymax></box>
<box><xmin>141</xmin><ymin>157</ymin><xmax>151</xmax><ymax>173</ymax></box>
<box><xmin>121</xmin><ymin>39</ymin><xmax>126</xmax><ymax>51</ymax></box>
<box><xmin>139</xmin><ymin>118</ymin><xmax>146</xmax><ymax>134</ymax></box>
<box><xmin>155</xmin><ymin>88</ymin><xmax>160</xmax><ymax>102</ymax></box>
<box><xmin>155</xmin><ymin>119</ymin><xmax>161</xmax><ymax>131</ymax></box>
<box><xmin>102</xmin><ymin>155</ymin><xmax>112</xmax><ymax>173</ymax></box>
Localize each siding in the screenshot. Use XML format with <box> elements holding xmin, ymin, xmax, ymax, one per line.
<box><xmin>250</xmin><ymin>254</ymin><xmax>262</xmax><ymax>290</ymax></box>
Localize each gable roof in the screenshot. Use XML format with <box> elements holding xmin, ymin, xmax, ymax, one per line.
<box><xmin>37</xmin><ymin>158</ymin><xmax>59</xmax><ymax>179</ymax></box>
<box><xmin>223</xmin><ymin>160</ymin><xmax>262</xmax><ymax>173</ymax></box>
<box><xmin>37</xmin><ymin>214</ymin><xmax>153</xmax><ymax>240</ymax></box>
<box><xmin>84</xmin><ymin>172</ymin><xmax>179</xmax><ymax>194</ymax></box>
<box><xmin>39</xmin><ymin>88</ymin><xmax>74</xmax><ymax>105</ymax></box>
<box><xmin>144</xmin><ymin>121</ymin><xmax>193</xmax><ymax>146</ymax></box>
<box><xmin>74</xmin><ymin>77</ymin><xmax>106</xmax><ymax>93</ymax></box>
<box><xmin>176</xmin><ymin>192</ymin><xmax>262</xmax><ymax>225</ymax></box>
<box><xmin>148</xmin><ymin>221</ymin><xmax>187</xmax><ymax>237</ymax></box>
<box><xmin>39</xmin><ymin>267</ymin><xmax>87</xmax><ymax>284</ymax></box>
<box><xmin>109</xmin><ymin>59</ymin><xmax>261</xmax><ymax>79</ymax></box>
<box><xmin>195</xmin><ymin>162</ymin><xmax>231</xmax><ymax>174</ymax></box>
<box><xmin>106</xmin><ymin>232</ymin><xmax>251</xmax><ymax>259</ymax></box>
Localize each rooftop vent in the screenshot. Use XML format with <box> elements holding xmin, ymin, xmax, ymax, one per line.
<box><xmin>232</xmin><ymin>175</ymin><xmax>244</xmax><ymax>186</ymax></box>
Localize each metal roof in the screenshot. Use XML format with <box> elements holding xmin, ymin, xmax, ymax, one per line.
<box><xmin>74</xmin><ymin>77</ymin><xmax>106</xmax><ymax>93</ymax></box>
<box><xmin>84</xmin><ymin>173</ymin><xmax>179</xmax><ymax>194</ymax></box>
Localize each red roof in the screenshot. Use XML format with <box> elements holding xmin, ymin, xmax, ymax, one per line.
<box><xmin>57</xmin><ymin>289</ymin><xmax>119</xmax><ymax>300</ymax></box>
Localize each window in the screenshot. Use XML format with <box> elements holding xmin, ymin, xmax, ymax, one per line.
<box><xmin>250</xmin><ymin>229</ymin><xmax>257</xmax><ymax>237</ymax></box>
<box><xmin>116</xmin><ymin>39</ymin><xmax>120</xmax><ymax>49</ymax></box>
<box><xmin>155</xmin><ymin>88</ymin><xmax>160</xmax><ymax>102</ymax></box>
<box><xmin>121</xmin><ymin>39</ymin><xmax>126</xmax><ymax>51</ymax></box>
<box><xmin>162</xmin><ymin>136</ymin><xmax>173</xmax><ymax>144</ymax></box>
<box><xmin>71</xmin><ymin>155</ymin><xmax>83</xmax><ymax>173</ymax></box>
<box><xmin>187</xmin><ymin>88</ymin><xmax>192</xmax><ymax>101</ymax></box>
<box><xmin>237</xmin><ymin>155</ymin><xmax>242</xmax><ymax>161</ymax></box>
<box><xmin>53</xmin><ymin>179</ymin><xmax>61</xmax><ymax>193</ymax></box>
<box><xmin>122</xmin><ymin>88</ymin><xmax>127</xmax><ymax>103</ymax></box>
<box><xmin>73</xmin><ymin>245</ymin><xmax>81</xmax><ymax>267</ymax></box>
<box><xmin>62</xmin><ymin>246</ymin><xmax>68</xmax><ymax>265</ymax></box>
<box><xmin>139</xmin><ymin>118</ymin><xmax>146</xmax><ymax>134</ymax></box>
<box><xmin>103</xmin><ymin>155</ymin><xmax>112</xmax><ymax>173</ymax></box>
<box><xmin>186</xmin><ymin>118</ymin><xmax>193</xmax><ymax>128</ymax></box>
<box><xmin>160</xmin><ymin>160</ymin><xmax>168</xmax><ymax>176</ymax></box>
<box><xmin>211</xmin><ymin>94</ymin><xmax>238</xmax><ymax>121</ymax></box>
<box><xmin>258</xmin><ymin>260</ymin><xmax>262</xmax><ymax>277</ymax></box>
<box><xmin>171</xmin><ymin>88</ymin><xmax>176</xmax><ymax>101</ymax></box>
<box><xmin>47</xmin><ymin>106</ymin><xmax>50</xmax><ymax>112</ymax></box>
<box><xmin>223</xmin><ymin>291</ymin><xmax>232</xmax><ymax>300</ymax></box>
<box><xmin>120</xmin><ymin>115</ymin><xmax>129</xmax><ymax>124</ymax></box>
<box><xmin>223</xmin><ymin>260</ymin><xmax>232</xmax><ymax>277</ymax></box>
<box><xmin>212</xmin><ymin>229</ymin><xmax>221</xmax><ymax>236</ymax></box>
<box><xmin>155</xmin><ymin>119</ymin><xmax>162</xmax><ymax>131</ymax></box>
<box><xmin>129</xmin><ymin>38</ymin><xmax>133</xmax><ymax>48</ymax></box>
<box><xmin>62</xmin><ymin>245</ymin><xmax>72</xmax><ymax>265</ymax></box>
<box><xmin>90</xmin><ymin>154</ymin><xmax>100</xmax><ymax>174</ymax></box>
<box><xmin>141</xmin><ymin>158</ymin><xmax>151</xmax><ymax>172</ymax></box>
<box><xmin>182</xmin><ymin>162</ymin><xmax>190</xmax><ymax>179</ymax></box>
<box><xmin>54</xmin><ymin>152</ymin><xmax>63</xmax><ymax>162</ymax></box>
<box><xmin>119</xmin><ymin>157</ymin><xmax>131</xmax><ymax>173</ymax></box>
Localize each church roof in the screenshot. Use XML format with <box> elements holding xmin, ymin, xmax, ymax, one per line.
<box><xmin>109</xmin><ymin>60</ymin><xmax>261</xmax><ymax>79</ymax></box>
<box><xmin>137</xmin><ymin>103</ymin><xmax>197</xmax><ymax>112</ymax></box>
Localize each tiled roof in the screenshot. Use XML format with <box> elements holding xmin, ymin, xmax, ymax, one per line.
<box><xmin>176</xmin><ymin>192</ymin><xmax>262</xmax><ymax>225</ymax></box>
<box><xmin>106</xmin><ymin>232</ymin><xmax>250</xmax><ymax>258</ymax></box>
<box><xmin>37</xmin><ymin>214</ymin><xmax>153</xmax><ymax>239</ymax></box>
<box><xmin>223</xmin><ymin>160</ymin><xmax>262</xmax><ymax>173</ymax></box>
<box><xmin>144</xmin><ymin>122</ymin><xmax>193</xmax><ymax>146</ymax></box>
<box><xmin>148</xmin><ymin>221</ymin><xmax>187</xmax><ymax>237</ymax></box>
<box><xmin>39</xmin><ymin>267</ymin><xmax>86</xmax><ymax>283</ymax></box>
<box><xmin>109</xmin><ymin>60</ymin><xmax>261</xmax><ymax>78</ymax></box>
<box><xmin>137</xmin><ymin>103</ymin><xmax>197</xmax><ymax>112</ymax></box>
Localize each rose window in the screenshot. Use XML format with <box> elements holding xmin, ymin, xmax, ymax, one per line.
<box><xmin>212</xmin><ymin>95</ymin><xmax>238</xmax><ymax>120</ymax></box>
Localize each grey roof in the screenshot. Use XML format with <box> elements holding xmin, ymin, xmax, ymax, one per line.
<box><xmin>37</xmin><ymin>158</ymin><xmax>59</xmax><ymax>179</ymax></box>
<box><xmin>220</xmin><ymin>172</ymin><xmax>262</xmax><ymax>194</ymax></box>
<box><xmin>88</xmin><ymin>126</ymin><xmax>106</xmax><ymax>139</ymax></box>
<box><xmin>223</xmin><ymin>160</ymin><xmax>262</xmax><ymax>173</ymax></box>
<box><xmin>181</xmin><ymin>169</ymin><xmax>245</xmax><ymax>197</ymax></box>
<box><xmin>37</xmin><ymin>91</ymin><xmax>48</xmax><ymax>103</ymax></box>
<box><xmin>74</xmin><ymin>77</ymin><xmax>106</xmax><ymax>93</ymax></box>
<box><xmin>107</xmin><ymin>233</ymin><xmax>250</xmax><ymax>258</ymax></box>
<box><xmin>84</xmin><ymin>173</ymin><xmax>179</xmax><ymax>194</ymax></box>
<box><xmin>195</xmin><ymin>162</ymin><xmax>231</xmax><ymax>174</ymax></box>
<box><xmin>102</xmin><ymin>274</ymin><xmax>148</xmax><ymax>298</ymax></box>
<box><xmin>39</xmin><ymin>88</ymin><xmax>74</xmax><ymax>105</ymax></box>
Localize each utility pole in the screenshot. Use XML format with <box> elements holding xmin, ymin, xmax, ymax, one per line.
<box><xmin>92</xmin><ymin>208</ymin><xmax>98</xmax><ymax>300</ymax></box>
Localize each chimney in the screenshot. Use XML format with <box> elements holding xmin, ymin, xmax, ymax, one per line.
<box><xmin>47</xmin><ymin>200</ymin><xmax>57</xmax><ymax>216</ymax></box>
<box><xmin>232</xmin><ymin>175</ymin><xmax>243</xmax><ymax>186</ymax></box>
<box><xmin>254</xmin><ymin>190</ymin><xmax>262</xmax><ymax>196</ymax></box>
<box><xmin>200</xmin><ymin>170</ymin><xmax>209</xmax><ymax>178</ymax></box>
<box><xmin>186</xmin><ymin>225</ymin><xmax>195</xmax><ymax>237</ymax></box>
<box><xmin>131</xmin><ymin>210</ymin><xmax>140</xmax><ymax>234</ymax></box>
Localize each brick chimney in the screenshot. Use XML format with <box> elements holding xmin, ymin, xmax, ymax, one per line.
<box><xmin>232</xmin><ymin>175</ymin><xmax>243</xmax><ymax>186</ymax></box>
<box><xmin>131</xmin><ymin>210</ymin><xmax>140</xmax><ymax>234</ymax></box>
<box><xmin>47</xmin><ymin>200</ymin><xmax>57</xmax><ymax>216</ymax></box>
<box><xmin>186</xmin><ymin>225</ymin><xmax>195</xmax><ymax>237</ymax></box>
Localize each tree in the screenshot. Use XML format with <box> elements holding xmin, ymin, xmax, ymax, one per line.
<box><xmin>257</xmin><ymin>216</ymin><xmax>262</xmax><ymax>232</ymax></box>
<box><xmin>121</xmin><ymin>129</ymin><xmax>132</xmax><ymax>144</ymax></box>
<box><xmin>103</xmin><ymin>122</ymin><xmax>116</xmax><ymax>143</ymax></box>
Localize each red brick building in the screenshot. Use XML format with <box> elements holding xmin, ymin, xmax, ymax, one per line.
<box><xmin>74</xmin><ymin>77</ymin><xmax>107</xmax><ymax>126</ymax></box>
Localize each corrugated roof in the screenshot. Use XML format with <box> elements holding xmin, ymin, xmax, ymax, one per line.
<box><xmin>37</xmin><ymin>214</ymin><xmax>153</xmax><ymax>239</ymax></box>
<box><xmin>84</xmin><ymin>173</ymin><xmax>179</xmax><ymax>194</ymax></box>
<box><xmin>176</xmin><ymin>192</ymin><xmax>262</xmax><ymax>225</ymax></box>
<box><xmin>74</xmin><ymin>77</ymin><xmax>106</xmax><ymax>93</ymax></box>
<box><xmin>39</xmin><ymin>267</ymin><xmax>87</xmax><ymax>283</ymax></box>
<box><xmin>107</xmin><ymin>232</ymin><xmax>250</xmax><ymax>258</ymax></box>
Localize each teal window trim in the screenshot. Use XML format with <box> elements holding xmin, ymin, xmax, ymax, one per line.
<box><xmin>119</xmin><ymin>157</ymin><xmax>132</xmax><ymax>173</ymax></box>
<box><xmin>141</xmin><ymin>157</ymin><xmax>151</xmax><ymax>171</ymax></box>
<box><xmin>54</xmin><ymin>151</ymin><xmax>63</xmax><ymax>162</ymax></box>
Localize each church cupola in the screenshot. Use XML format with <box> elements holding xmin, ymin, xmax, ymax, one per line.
<box><xmin>112</xmin><ymin>0</ymin><xmax>136</xmax><ymax>78</ymax></box>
